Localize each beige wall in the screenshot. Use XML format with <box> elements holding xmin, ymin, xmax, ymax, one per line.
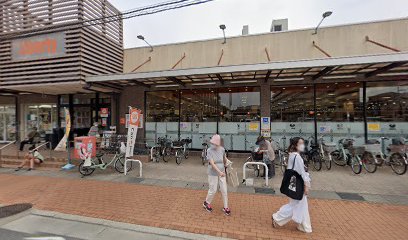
<box><xmin>124</xmin><ymin>18</ymin><xmax>408</xmax><ymax>73</ymax></box>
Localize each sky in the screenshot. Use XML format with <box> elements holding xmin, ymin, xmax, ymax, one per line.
<box><xmin>110</xmin><ymin>0</ymin><xmax>408</xmax><ymax>49</ymax></box>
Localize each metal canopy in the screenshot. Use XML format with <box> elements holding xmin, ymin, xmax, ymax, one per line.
<box><xmin>86</xmin><ymin>52</ymin><xmax>408</xmax><ymax>89</ymax></box>
<box><xmin>0</xmin><ymin>81</ymin><xmax>117</xmax><ymax>95</ymax></box>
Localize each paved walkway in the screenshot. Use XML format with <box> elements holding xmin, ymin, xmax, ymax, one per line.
<box><xmin>0</xmin><ymin>209</ymin><xmax>226</xmax><ymax>240</ymax></box>
<box><xmin>0</xmin><ymin>173</ymin><xmax>407</xmax><ymax>240</ymax></box>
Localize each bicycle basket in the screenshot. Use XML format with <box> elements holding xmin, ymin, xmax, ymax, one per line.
<box><xmin>251</xmin><ymin>152</ymin><xmax>263</xmax><ymax>161</ymax></box>
<box><xmin>363</xmin><ymin>144</ymin><xmax>382</xmax><ymax>153</ymax></box>
<box><xmin>389</xmin><ymin>144</ymin><xmax>408</xmax><ymax>154</ymax></box>
<box><xmin>182</xmin><ymin>138</ymin><xmax>192</xmax><ymax>144</ymax></box>
<box><xmin>164</xmin><ymin>139</ymin><xmax>172</xmax><ymax>148</ymax></box>
<box><xmin>323</xmin><ymin>143</ymin><xmax>337</xmax><ymax>153</ymax></box>
<box><xmin>342</xmin><ymin>140</ymin><xmax>354</xmax><ymax>149</ymax></box>
<box><xmin>173</xmin><ymin>141</ymin><xmax>184</xmax><ymax>147</ymax></box>
<box><xmin>353</xmin><ymin>146</ymin><xmax>366</xmax><ymax>155</ymax></box>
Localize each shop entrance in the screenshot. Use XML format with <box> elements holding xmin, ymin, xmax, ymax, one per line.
<box><xmin>0</xmin><ymin>105</ymin><xmax>16</xmax><ymax>142</ymax></box>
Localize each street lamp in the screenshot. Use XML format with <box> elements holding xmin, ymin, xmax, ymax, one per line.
<box><xmin>219</xmin><ymin>24</ymin><xmax>226</xmax><ymax>44</ymax></box>
<box><xmin>312</xmin><ymin>11</ymin><xmax>333</xmax><ymax>35</ymax></box>
<box><xmin>137</xmin><ymin>35</ymin><xmax>153</xmax><ymax>52</ymax></box>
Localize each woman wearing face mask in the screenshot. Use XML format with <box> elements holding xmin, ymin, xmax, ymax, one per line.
<box><xmin>272</xmin><ymin>137</ymin><xmax>312</xmax><ymax>233</ymax></box>
<box><xmin>203</xmin><ymin>134</ymin><xmax>231</xmax><ymax>216</ymax></box>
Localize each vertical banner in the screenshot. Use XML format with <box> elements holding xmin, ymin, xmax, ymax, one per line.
<box><xmin>126</xmin><ymin>107</ymin><xmax>141</xmax><ymax>158</ymax></box>
<box><xmin>55</xmin><ymin>108</ymin><xmax>71</xmax><ymax>151</ymax></box>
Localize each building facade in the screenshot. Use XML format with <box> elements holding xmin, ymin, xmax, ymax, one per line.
<box><xmin>89</xmin><ymin>18</ymin><xmax>408</xmax><ymax>151</ymax></box>
<box><xmin>1</xmin><ymin>1</ymin><xmax>407</xmax><ymax>152</ymax></box>
<box><xmin>0</xmin><ymin>0</ymin><xmax>123</xmax><ymax>145</ymax></box>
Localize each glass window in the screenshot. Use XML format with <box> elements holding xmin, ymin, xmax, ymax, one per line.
<box><xmin>316</xmin><ymin>82</ymin><xmax>364</xmax><ymax>145</ymax></box>
<box><xmin>271</xmin><ymin>85</ymin><xmax>314</xmax><ymax>148</ymax></box>
<box><xmin>219</xmin><ymin>87</ymin><xmax>260</xmax><ymax>122</ymax></box>
<box><xmin>0</xmin><ymin>105</ymin><xmax>16</xmax><ymax>142</ymax></box>
<box><xmin>23</xmin><ymin>104</ymin><xmax>57</xmax><ymax>137</ymax></box>
<box><xmin>219</xmin><ymin>87</ymin><xmax>260</xmax><ymax>150</ymax></box>
<box><xmin>366</xmin><ymin>81</ymin><xmax>408</xmax><ymax>143</ymax></box>
<box><xmin>73</xmin><ymin>107</ymin><xmax>91</xmax><ymax>128</ymax></box>
<box><xmin>180</xmin><ymin>89</ymin><xmax>217</xmax><ymax>149</ymax></box>
<box><xmin>73</xmin><ymin>94</ymin><xmax>95</xmax><ymax>105</ymax></box>
<box><xmin>146</xmin><ymin>91</ymin><xmax>180</xmax><ymax>145</ymax></box>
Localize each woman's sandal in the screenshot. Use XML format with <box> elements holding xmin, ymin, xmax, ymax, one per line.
<box><xmin>272</xmin><ymin>217</ymin><xmax>277</xmax><ymax>228</ymax></box>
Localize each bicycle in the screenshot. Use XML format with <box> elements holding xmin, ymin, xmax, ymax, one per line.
<box><xmin>245</xmin><ymin>141</ymin><xmax>263</xmax><ymax>177</ymax></box>
<box><xmin>301</xmin><ymin>136</ymin><xmax>322</xmax><ymax>171</ymax></box>
<box><xmin>361</xmin><ymin>137</ymin><xmax>407</xmax><ymax>175</ymax></box>
<box><xmin>331</xmin><ymin>138</ymin><xmax>362</xmax><ymax>174</ymax></box>
<box><xmin>271</xmin><ymin>137</ymin><xmax>288</xmax><ymax>173</ymax></box>
<box><xmin>180</xmin><ymin>138</ymin><xmax>192</xmax><ymax>159</ymax></box>
<box><xmin>162</xmin><ymin>138</ymin><xmax>185</xmax><ymax>165</ymax></box>
<box><xmin>78</xmin><ymin>135</ymin><xmax>131</xmax><ymax>176</ymax></box>
<box><xmin>317</xmin><ymin>135</ymin><xmax>337</xmax><ymax>170</ymax></box>
<box><xmin>200</xmin><ymin>136</ymin><xmax>210</xmax><ymax>165</ymax></box>
<box><xmin>150</xmin><ymin>137</ymin><xmax>166</xmax><ymax>162</ymax></box>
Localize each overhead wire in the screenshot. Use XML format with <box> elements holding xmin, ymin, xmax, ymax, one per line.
<box><xmin>0</xmin><ymin>0</ymin><xmax>215</xmax><ymax>39</ymax></box>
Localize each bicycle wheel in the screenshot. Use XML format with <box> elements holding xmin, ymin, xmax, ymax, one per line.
<box><xmin>114</xmin><ymin>155</ymin><xmax>132</xmax><ymax>173</ymax></box>
<box><xmin>324</xmin><ymin>153</ymin><xmax>332</xmax><ymax>170</ymax></box>
<box><xmin>151</xmin><ymin>147</ymin><xmax>160</xmax><ymax>162</ymax></box>
<box><xmin>311</xmin><ymin>150</ymin><xmax>322</xmax><ymax>171</ymax></box>
<box><xmin>162</xmin><ymin>147</ymin><xmax>171</xmax><ymax>163</ymax></box>
<box><xmin>300</xmin><ymin>153</ymin><xmax>309</xmax><ymax>169</ymax></box>
<box><xmin>279</xmin><ymin>152</ymin><xmax>288</xmax><ymax>173</ymax></box>
<box><xmin>175</xmin><ymin>149</ymin><xmax>182</xmax><ymax>165</ymax></box>
<box><xmin>390</xmin><ymin>153</ymin><xmax>407</xmax><ymax>175</ymax></box>
<box><xmin>184</xmin><ymin>148</ymin><xmax>189</xmax><ymax>159</ymax></box>
<box><xmin>349</xmin><ymin>154</ymin><xmax>362</xmax><ymax>174</ymax></box>
<box><xmin>254</xmin><ymin>166</ymin><xmax>260</xmax><ymax>177</ymax></box>
<box><xmin>78</xmin><ymin>161</ymin><xmax>95</xmax><ymax>176</ymax></box>
<box><xmin>361</xmin><ymin>151</ymin><xmax>377</xmax><ymax>173</ymax></box>
<box><xmin>331</xmin><ymin>150</ymin><xmax>347</xmax><ymax>166</ymax></box>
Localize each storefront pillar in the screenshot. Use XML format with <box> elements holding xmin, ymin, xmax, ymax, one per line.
<box><xmin>260</xmin><ymin>81</ymin><xmax>271</xmax><ymax>119</ymax></box>
<box><xmin>118</xmin><ymin>86</ymin><xmax>147</xmax><ymax>140</ymax></box>
<box><xmin>15</xmin><ymin>95</ymin><xmax>20</xmax><ymax>141</ymax></box>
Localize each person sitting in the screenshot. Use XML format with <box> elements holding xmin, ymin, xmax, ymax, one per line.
<box><xmin>19</xmin><ymin>127</ymin><xmax>40</xmax><ymax>151</ymax></box>
<box><xmin>256</xmin><ymin>136</ymin><xmax>276</xmax><ymax>179</ymax></box>
<box><xmin>88</xmin><ymin>122</ymin><xmax>100</xmax><ymax>137</ymax></box>
<box><xmin>15</xmin><ymin>145</ymin><xmax>45</xmax><ymax>171</ymax></box>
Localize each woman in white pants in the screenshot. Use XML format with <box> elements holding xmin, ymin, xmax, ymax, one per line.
<box><xmin>203</xmin><ymin>134</ymin><xmax>231</xmax><ymax>216</ymax></box>
<box><xmin>272</xmin><ymin>137</ymin><xmax>312</xmax><ymax>233</ymax></box>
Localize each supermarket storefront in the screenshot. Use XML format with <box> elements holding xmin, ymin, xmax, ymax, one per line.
<box><xmin>88</xmin><ymin>53</ymin><xmax>408</xmax><ymax>151</ymax></box>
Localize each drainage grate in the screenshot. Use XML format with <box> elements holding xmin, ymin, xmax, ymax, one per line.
<box><xmin>254</xmin><ymin>188</ymin><xmax>275</xmax><ymax>195</ymax></box>
<box><xmin>0</xmin><ymin>203</ymin><xmax>32</xmax><ymax>218</ymax></box>
<box><xmin>336</xmin><ymin>192</ymin><xmax>365</xmax><ymax>201</ymax></box>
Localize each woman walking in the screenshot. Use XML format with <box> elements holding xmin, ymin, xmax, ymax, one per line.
<box><xmin>203</xmin><ymin>134</ymin><xmax>231</xmax><ymax>216</ymax></box>
<box><xmin>272</xmin><ymin>137</ymin><xmax>312</xmax><ymax>233</ymax></box>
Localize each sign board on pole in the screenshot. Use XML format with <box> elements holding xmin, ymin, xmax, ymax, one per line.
<box><xmin>261</xmin><ymin>117</ymin><xmax>271</xmax><ymax>137</ymax></box>
<box><xmin>55</xmin><ymin>108</ymin><xmax>71</xmax><ymax>152</ymax></box>
<box><xmin>126</xmin><ymin>107</ymin><xmax>141</xmax><ymax>158</ymax></box>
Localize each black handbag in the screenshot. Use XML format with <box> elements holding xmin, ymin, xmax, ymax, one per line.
<box><xmin>280</xmin><ymin>154</ymin><xmax>305</xmax><ymax>200</ymax></box>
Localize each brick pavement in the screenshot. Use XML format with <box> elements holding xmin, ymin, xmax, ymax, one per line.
<box><xmin>0</xmin><ymin>173</ymin><xmax>407</xmax><ymax>240</ymax></box>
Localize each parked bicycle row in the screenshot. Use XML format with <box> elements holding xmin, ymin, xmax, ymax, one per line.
<box><xmin>245</xmin><ymin>135</ymin><xmax>407</xmax><ymax>176</ymax></box>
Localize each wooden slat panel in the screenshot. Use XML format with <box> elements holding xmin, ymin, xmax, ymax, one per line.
<box><xmin>0</xmin><ymin>0</ymin><xmax>123</xmax><ymax>88</ymax></box>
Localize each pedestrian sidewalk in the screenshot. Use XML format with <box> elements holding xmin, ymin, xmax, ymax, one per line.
<box><xmin>0</xmin><ymin>208</ymin><xmax>227</xmax><ymax>240</ymax></box>
<box><xmin>0</xmin><ymin>173</ymin><xmax>407</xmax><ymax>240</ymax></box>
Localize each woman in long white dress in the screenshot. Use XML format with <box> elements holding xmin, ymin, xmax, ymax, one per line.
<box><xmin>272</xmin><ymin>137</ymin><xmax>312</xmax><ymax>233</ymax></box>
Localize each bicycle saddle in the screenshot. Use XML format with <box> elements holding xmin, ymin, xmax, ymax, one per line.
<box><xmin>96</xmin><ymin>152</ymin><xmax>104</xmax><ymax>158</ymax></box>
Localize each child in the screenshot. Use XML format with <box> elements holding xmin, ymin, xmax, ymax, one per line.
<box><xmin>15</xmin><ymin>145</ymin><xmax>45</xmax><ymax>171</ymax></box>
